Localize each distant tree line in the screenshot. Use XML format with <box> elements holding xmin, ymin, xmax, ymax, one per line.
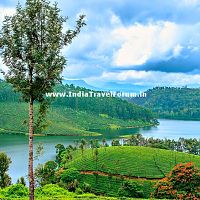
<box><xmin>123</xmin><ymin>134</ymin><xmax>200</xmax><ymax>155</ymax></box>
<box><xmin>129</xmin><ymin>86</ymin><xmax>200</xmax><ymax>120</ymax></box>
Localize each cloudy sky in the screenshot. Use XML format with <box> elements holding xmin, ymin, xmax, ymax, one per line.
<box><xmin>1</xmin><ymin>0</ymin><xmax>200</xmax><ymax>88</ymax></box>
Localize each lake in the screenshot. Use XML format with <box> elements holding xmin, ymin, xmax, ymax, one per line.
<box><xmin>0</xmin><ymin>119</ymin><xmax>200</xmax><ymax>183</ymax></box>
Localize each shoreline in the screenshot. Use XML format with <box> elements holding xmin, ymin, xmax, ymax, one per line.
<box><xmin>0</xmin><ymin>121</ymin><xmax>157</xmax><ymax>137</ymax></box>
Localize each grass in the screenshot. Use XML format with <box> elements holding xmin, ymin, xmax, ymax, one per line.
<box><xmin>0</xmin><ymin>102</ymin><xmax>153</xmax><ymax>136</ymax></box>
<box><xmin>67</xmin><ymin>146</ymin><xmax>200</xmax><ymax>178</ymax></box>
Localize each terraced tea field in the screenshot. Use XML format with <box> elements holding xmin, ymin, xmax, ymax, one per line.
<box><xmin>67</xmin><ymin>146</ymin><xmax>200</xmax><ymax>178</ymax></box>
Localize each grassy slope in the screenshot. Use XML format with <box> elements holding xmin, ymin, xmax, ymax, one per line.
<box><xmin>67</xmin><ymin>146</ymin><xmax>200</xmax><ymax>178</ymax></box>
<box><xmin>0</xmin><ymin>102</ymin><xmax>153</xmax><ymax>136</ymax></box>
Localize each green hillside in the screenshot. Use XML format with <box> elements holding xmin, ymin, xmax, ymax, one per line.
<box><xmin>129</xmin><ymin>87</ymin><xmax>200</xmax><ymax>120</ymax></box>
<box><xmin>66</xmin><ymin>146</ymin><xmax>200</xmax><ymax>178</ymax></box>
<box><xmin>0</xmin><ymin>81</ymin><xmax>155</xmax><ymax>136</ymax></box>
<box><xmin>63</xmin><ymin>146</ymin><xmax>200</xmax><ymax>197</ymax></box>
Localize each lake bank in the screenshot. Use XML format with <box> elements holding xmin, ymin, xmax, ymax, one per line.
<box><xmin>0</xmin><ymin>119</ymin><xmax>200</xmax><ymax>183</ymax></box>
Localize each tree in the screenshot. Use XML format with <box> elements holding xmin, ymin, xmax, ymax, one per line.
<box><xmin>55</xmin><ymin>144</ymin><xmax>65</xmax><ymax>166</ymax></box>
<box><xmin>79</xmin><ymin>139</ymin><xmax>87</xmax><ymax>156</ymax></box>
<box><xmin>17</xmin><ymin>177</ymin><xmax>26</xmax><ymax>186</ymax></box>
<box><xmin>111</xmin><ymin>139</ymin><xmax>121</xmax><ymax>146</ymax></box>
<box><xmin>35</xmin><ymin>160</ymin><xmax>57</xmax><ymax>186</ymax></box>
<box><xmin>59</xmin><ymin>168</ymin><xmax>80</xmax><ymax>192</ymax></box>
<box><xmin>154</xmin><ymin>162</ymin><xmax>200</xmax><ymax>199</ymax></box>
<box><xmin>102</xmin><ymin>138</ymin><xmax>106</xmax><ymax>146</ymax></box>
<box><xmin>0</xmin><ymin>0</ymin><xmax>85</xmax><ymax>199</ymax></box>
<box><xmin>0</xmin><ymin>152</ymin><xmax>12</xmax><ymax>188</ymax></box>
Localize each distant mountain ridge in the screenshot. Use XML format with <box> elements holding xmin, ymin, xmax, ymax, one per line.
<box><xmin>63</xmin><ymin>79</ymin><xmax>150</xmax><ymax>93</ymax></box>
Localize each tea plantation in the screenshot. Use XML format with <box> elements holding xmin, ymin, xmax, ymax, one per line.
<box><xmin>67</xmin><ymin>146</ymin><xmax>200</xmax><ymax>178</ymax></box>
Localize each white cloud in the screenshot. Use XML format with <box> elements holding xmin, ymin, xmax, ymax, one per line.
<box><xmin>86</xmin><ymin>70</ymin><xmax>200</xmax><ymax>87</ymax></box>
<box><xmin>183</xmin><ymin>0</ymin><xmax>200</xmax><ymax>5</ymax></box>
<box><xmin>110</xmin><ymin>13</ymin><xmax>121</xmax><ymax>26</ymax></box>
<box><xmin>112</xmin><ymin>21</ymin><xmax>182</xmax><ymax>66</ymax></box>
<box><xmin>173</xmin><ymin>44</ymin><xmax>183</xmax><ymax>57</ymax></box>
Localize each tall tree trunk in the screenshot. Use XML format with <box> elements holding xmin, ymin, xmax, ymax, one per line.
<box><xmin>29</xmin><ymin>96</ymin><xmax>34</xmax><ymax>200</ymax></box>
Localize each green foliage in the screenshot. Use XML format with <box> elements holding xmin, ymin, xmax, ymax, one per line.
<box><xmin>60</xmin><ymin>168</ymin><xmax>80</xmax><ymax>184</ymax></box>
<box><xmin>111</xmin><ymin>139</ymin><xmax>121</xmax><ymax>146</ymax></box>
<box><xmin>35</xmin><ymin>161</ymin><xmax>57</xmax><ymax>186</ymax></box>
<box><xmin>35</xmin><ymin>184</ymin><xmax>74</xmax><ymax>197</ymax></box>
<box><xmin>130</xmin><ymin>86</ymin><xmax>200</xmax><ymax>120</ymax></box>
<box><xmin>125</xmin><ymin>134</ymin><xmax>200</xmax><ymax>155</ymax></box>
<box><xmin>79</xmin><ymin>174</ymin><xmax>154</xmax><ymax>198</ymax></box>
<box><xmin>17</xmin><ymin>177</ymin><xmax>26</xmax><ymax>186</ymax></box>
<box><xmin>153</xmin><ymin>162</ymin><xmax>200</xmax><ymax>199</ymax></box>
<box><xmin>0</xmin><ymin>0</ymin><xmax>86</xmax><ymax>103</ymax></box>
<box><xmin>0</xmin><ymin>81</ymin><xmax>155</xmax><ymax>136</ymax></box>
<box><xmin>118</xmin><ymin>181</ymin><xmax>143</xmax><ymax>198</ymax></box>
<box><xmin>66</xmin><ymin>146</ymin><xmax>200</xmax><ymax>178</ymax></box>
<box><xmin>55</xmin><ymin>144</ymin><xmax>66</xmax><ymax>165</ymax></box>
<box><xmin>0</xmin><ymin>184</ymin><xmax>28</xmax><ymax>198</ymax></box>
<box><xmin>75</xmin><ymin>187</ymin><xmax>83</xmax><ymax>195</ymax></box>
<box><xmin>81</xmin><ymin>182</ymin><xmax>92</xmax><ymax>193</ymax></box>
<box><xmin>0</xmin><ymin>183</ymin><xmax>149</xmax><ymax>199</ymax></box>
<box><xmin>51</xmin><ymin>84</ymin><xmax>155</xmax><ymax>121</ymax></box>
<box><xmin>0</xmin><ymin>152</ymin><xmax>12</xmax><ymax>188</ymax></box>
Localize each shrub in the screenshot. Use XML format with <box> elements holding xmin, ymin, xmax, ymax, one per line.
<box><xmin>60</xmin><ymin>168</ymin><xmax>80</xmax><ymax>184</ymax></box>
<box><xmin>75</xmin><ymin>187</ymin><xmax>83</xmax><ymax>195</ymax></box>
<box><xmin>153</xmin><ymin>162</ymin><xmax>200</xmax><ymax>199</ymax></box>
<box><xmin>81</xmin><ymin>182</ymin><xmax>92</xmax><ymax>193</ymax></box>
<box><xmin>35</xmin><ymin>184</ymin><xmax>74</xmax><ymax>197</ymax></box>
<box><xmin>118</xmin><ymin>180</ymin><xmax>143</xmax><ymax>198</ymax></box>
<box><xmin>0</xmin><ymin>184</ymin><xmax>28</xmax><ymax>198</ymax></box>
<box><xmin>67</xmin><ymin>179</ymin><xmax>79</xmax><ymax>192</ymax></box>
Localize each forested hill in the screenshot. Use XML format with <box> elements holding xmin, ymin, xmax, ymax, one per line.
<box><xmin>0</xmin><ymin>81</ymin><xmax>155</xmax><ymax>136</ymax></box>
<box><xmin>129</xmin><ymin>87</ymin><xmax>200</xmax><ymax>120</ymax></box>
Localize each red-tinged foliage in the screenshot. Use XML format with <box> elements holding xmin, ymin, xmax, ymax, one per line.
<box><xmin>153</xmin><ymin>162</ymin><xmax>200</xmax><ymax>199</ymax></box>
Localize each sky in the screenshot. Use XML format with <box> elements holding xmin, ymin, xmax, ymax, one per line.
<box><xmin>1</xmin><ymin>0</ymin><xmax>200</xmax><ymax>88</ymax></box>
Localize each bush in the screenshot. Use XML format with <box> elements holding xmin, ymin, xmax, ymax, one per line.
<box><xmin>0</xmin><ymin>184</ymin><xmax>28</xmax><ymax>198</ymax></box>
<box><xmin>75</xmin><ymin>187</ymin><xmax>83</xmax><ymax>195</ymax></box>
<box><xmin>60</xmin><ymin>168</ymin><xmax>80</xmax><ymax>184</ymax></box>
<box><xmin>66</xmin><ymin>179</ymin><xmax>79</xmax><ymax>192</ymax></box>
<box><xmin>35</xmin><ymin>161</ymin><xmax>57</xmax><ymax>186</ymax></box>
<box><xmin>35</xmin><ymin>184</ymin><xmax>74</xmax><ymax>197</ymax></box>
<box><xmin>153</xmin><ymin>162</ymin><xmax>200</xmax><ymax>199</ymax></box>
<box><xmin>81</xmin><ymin>182</ymin><xmax>92</xmax><ymax>193</ymax></box>
<box><xmin>118</xmin><ymin>181</ymin><xmax>143</xmax><ymax>198</ymax></box>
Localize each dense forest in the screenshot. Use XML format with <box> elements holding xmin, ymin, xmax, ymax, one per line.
<box><xmin>129</xmin><ymin>86</ymin><xmax>200</xmax><ymax>120</ymax></box>
<box><xmin>51</xmin><ymin>84</ymin><xmax>154</xmax><ymax>121</ymax></box>
<box><xmin>0</xmin><ymin>80</ymin><xmax>156</xmax><ymax>135</ymax></box>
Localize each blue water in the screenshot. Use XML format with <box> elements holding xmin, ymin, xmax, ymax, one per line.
<box><xmin>0</xmin><ymin>119</ymin><xmax>200</xmax><ymax>183</ymax></box>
